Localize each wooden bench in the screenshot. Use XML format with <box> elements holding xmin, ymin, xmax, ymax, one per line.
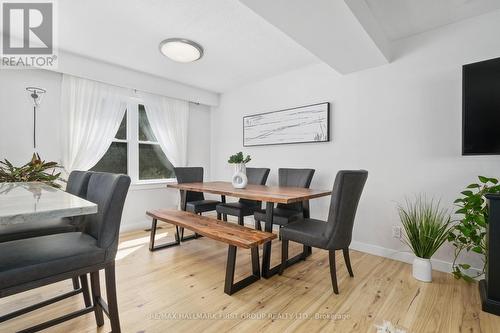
<box><xmin>146</xmin><ymin>209</ymin><xmax>276</xmax><ymax>295</ymax></box>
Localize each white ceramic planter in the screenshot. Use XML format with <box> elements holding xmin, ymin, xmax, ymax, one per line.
<box><xmin>231</xmin><ymin>163</ymin><xmax>248</xmax><ymax>189</ymax></box>
<box><xmin>412</xmin><ymin>257</ymin><xmax>432</xmax><ymax>282</ymax></box>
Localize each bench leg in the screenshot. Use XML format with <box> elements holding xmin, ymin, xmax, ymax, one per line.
<box><xmin>224</xmin><ymin>246</ymin><xmax>261</xmax><ymax>295</ymax></box>
<box><xmin>149</xmin><ymin>218</ymin><xmax>181</xmax><ymax>251</ymax></box>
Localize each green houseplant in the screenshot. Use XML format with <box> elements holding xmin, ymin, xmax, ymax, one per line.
<box><xmin>449</xmin><ymin>176</ymin><xmax>500</xmax><ymax>282</ymax></box>
<box><xmin>227</xmin><ymin>152</ymin><xmax>251</xmax><ymax>189</ymax></box>
<box><xmin>398</xmin><ymin>196</ymin><xmax>452</xmax><ymax>282</ymax></box>
<box><xmin>0</xmin><ymin>153</ymin><xmax>63</xmax><ymax>188</ymax></box>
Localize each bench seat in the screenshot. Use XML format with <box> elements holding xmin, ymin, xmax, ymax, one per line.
<box><xmin>146</xmin><ymin>209</ymin><xmax>276</xmax><ymax>295</ymax></box>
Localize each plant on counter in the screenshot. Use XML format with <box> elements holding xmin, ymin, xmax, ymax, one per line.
<box><xmin>227</xmin><ymin>151</ymin><xmax>251</xmax><ymax>164</ymax></box>
<box><xmin>398</xmin><ymin>196</ymin><xmax>452</xmax><ymax>282</ymax></box>
<box><xmin>448</xmin><ymin>176</ymin><xmax>500</xmax><ymax>282</ymax></box>
<box><xmin>0</xmin><ymin>153</ymin><xmax>63</xmax><ymax>188</ymax></box>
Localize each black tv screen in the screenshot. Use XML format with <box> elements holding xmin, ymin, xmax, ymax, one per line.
<box><xmin>463</xmin><ymin>57</ymin><xmax>500</xmax><ymax>155</ymax></box>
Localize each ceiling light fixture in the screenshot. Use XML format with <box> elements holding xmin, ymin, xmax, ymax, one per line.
<box><xmin>159</xmin><ymin>38</ymin><xmax>204</xmax><ymax>63</ymax></box>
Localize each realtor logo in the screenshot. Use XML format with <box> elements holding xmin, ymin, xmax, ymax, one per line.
<box><xmin>1</xmin><ymin>0</ymin><xmax>57</xmax><ymax>68</ymax></box>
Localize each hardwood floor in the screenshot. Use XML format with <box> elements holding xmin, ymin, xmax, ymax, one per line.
<box><xmin>1</xmin><ymin>224</ymin><xmax>499</xmax><ymax>332</ymax></box>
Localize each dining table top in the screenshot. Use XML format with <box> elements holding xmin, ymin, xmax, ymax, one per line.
<box><xmin>0</xmin><ymin>182</ymin><xmax>97</xmax><ymax>226</ymax></box>
<box><xmin>167</xmin><ymin>181</ymin><xmax>332</xmax><ymax>204</ymax></box>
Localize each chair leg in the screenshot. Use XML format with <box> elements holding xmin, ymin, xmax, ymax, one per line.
<box><xmin>217</xmin><ymin>212</ymin><xmax>221</xmax><ymax>220</ymax></box>
<box><xmin>105</xmin><ymin>262</ymin><xmax>121</xmax><ymax>333</ymax></box>
<box><xmin>223</xmin><ymin>214</ymin><xmax>227</xmax><ymax>222</ymax></box>
<box><xmin>278</xmin><ymin>225</ymin><xmax>282</xmax><ymax>240</ymax></box>
<box><xmin>238</xmin><ymin>215</ymin><xmax>244</xmax><ymax>226</ymax></box>
<box><xmin>329</xmin><ymin>250</ymin><xmax>339</xmax><ymax>294</ymax></box>
<box><xmin>79</xmin><ymin>274</ymin><xmax>91</xmax><ymax>307</ymax></box>
<box><xmin>72</xmin><ymin>277</ymin><xmax>80</xmax><ymax>290</ymax></box>
<box><xmin>90</xmin><ymin>271</ymin><xmax>104</xmax><ymax>327</ymax></box>
<box><xmin>343</xmin><ymin>248</ymin><xmax>354</xmax><ymax>277</ymax></box>
<box><xmin>279</xmin><ymin>239</ymin><xmax>289</xmax><ymax>275</ymax></box>
<box><xmin>254</xmin><ymin>219</ymin><xmax>261</xmax><ymax>231</ymax></box>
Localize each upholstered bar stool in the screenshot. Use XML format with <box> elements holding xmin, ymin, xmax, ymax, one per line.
<box><xmin>216</xmin><ymin>167</ymin><xmax>270</xmax><ymax>225</ymax></box>
<box><xmin>0</xmin><ymin>170</ymin><xmax>94</xmax><ymax>307</ymax></box>
<box><xmin>0</xmin><ymin>172</ymin><xmax>131</xmax><ymax>332</ymax></box>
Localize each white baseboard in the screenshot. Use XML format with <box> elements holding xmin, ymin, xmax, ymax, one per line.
<box><xmin>120</xmin><ymin>218</ymin><xmax>482</xmax><ymax>277</ymax></box>
<box><xmin>350</xmin><ymin>241</ymin><xmax>448</xmax><ymax>273</ymax></box>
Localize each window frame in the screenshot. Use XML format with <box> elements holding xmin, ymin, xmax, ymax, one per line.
<box><xmin>126</xmin><ymin>99</ymin><xmax>176</xmax><ymax>185</ymax></box>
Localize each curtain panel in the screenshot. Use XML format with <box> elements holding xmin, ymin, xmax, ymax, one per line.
<box><xmin>60</xmin><ymin>75</ymin><xmax>130</xmax><ymax>172</ymax></box>
<box><xmin>140</xmin><ymin>92</ymin><xmax>189</xmax><ymax>167</ymax></box>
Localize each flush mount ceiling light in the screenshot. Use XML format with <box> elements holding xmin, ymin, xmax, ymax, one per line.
<box><xmin>159</xmin><ymin>38</ymin><xmax>204</xmax><ymax>63</ymax></box>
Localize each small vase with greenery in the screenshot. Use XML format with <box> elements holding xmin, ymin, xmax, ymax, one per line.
<box><xmin>449</xmin><ymin>176</ymin><xmax>500</xmax><ymax>282</ymax></box>
<box><xmin>398</xmin><ymin>196</ymin><xmax>452</xmax><ymax>282</ymax></box>
<box><xmin>0</xmin><ymin>153</ymin><xmax>63</xmax><ymax>188</ymax></box>
<box><xmin>227</xmin><ymin>152</ymin><xmax>251</xmax><ymax>189</ymax></box>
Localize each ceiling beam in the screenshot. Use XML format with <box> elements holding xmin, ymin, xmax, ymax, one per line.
<box><xmin>239</xmin><ymin>0</ymin><xmax>391</xmax><ymax>74</ymax></box>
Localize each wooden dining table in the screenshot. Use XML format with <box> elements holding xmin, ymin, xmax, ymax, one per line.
<box><xmin>168</xmin><ymin>181</ymin><xmax>332</xmax><ymax>278</ymax></box>
<box><xmin>0</xmin><ymin>182</ymin><xmax>97</xmax><ymax>226</ymax></box>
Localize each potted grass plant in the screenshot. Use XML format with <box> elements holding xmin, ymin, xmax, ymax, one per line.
<box><xmin>397</xmin><ymin>196</ymin><xmax>452</xmax><ymax>282</ymax></box>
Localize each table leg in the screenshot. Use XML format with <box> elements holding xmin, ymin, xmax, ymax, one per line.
<box><xmin>261</xmin><ymin>201</ymin><xmax>311</xmax><ymax>279</ymax></box>
<box><xmin>303</xmin><ymin>200</ymin><xmax>312</xmax><ymax>257</ymax></box>
<box><xmin>261</xmin><ymin>202</ymin><xmax>274</xmax><ymax>278</ymax></box>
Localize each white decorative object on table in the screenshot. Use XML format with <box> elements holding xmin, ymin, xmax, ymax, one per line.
<box><xmin>227</xmin><ymin>152</ymin><xmax>251</xmax><ymax>189</ymax></box>
<box><xmin>412</xmin><ymin>257</ymin><xmax>432</xmax><ymax>282</ymax></box>
<box><xmin>231</xmin><ymin>163</ymin><xmax>248</xmax><ymax>189</ymax></box>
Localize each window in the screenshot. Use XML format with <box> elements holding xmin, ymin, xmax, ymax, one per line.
<box><xmin>91</xmin><ymin>103</ymin><xmax>175</xmax><ymax>183</ymax></box>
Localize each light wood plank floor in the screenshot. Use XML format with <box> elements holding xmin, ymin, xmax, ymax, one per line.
<box><xmin>1</xmin><ymin>224</ymin><xmax>499</xmax><ymax>332</ymax></box>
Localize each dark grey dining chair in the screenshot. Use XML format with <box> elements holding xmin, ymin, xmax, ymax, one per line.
<box><xmin>149</xmin><ymin>167</ymin><xmax>220</xmax><ymax>246</ymax></box>
<box><xmin>0</xmin><ymin>172</ymin><xmax>131</xmax><ymax>332</ymax></box>
<box><xmin>279</xmin><ymin>170</ymin><xmax>368</xmax><ymax>294</ymax></box>
<box><xmin>174</xmin><ymin>167</ymin><xmax>220</xmax><ymax>214</ymax></box>
<box><xmin>0</xmin><ymin>170</ymin><xmax>92</xmax><ymax>243</ymax></box>
<box><xmin>254</xmin><ymin>168</ymin><xmax>315</xmax><ymax>230</ymax></box>
<box><xmin>216</xmin><ymin>168</ymin><xmax>270</xmax><ymax>225</ymax></box>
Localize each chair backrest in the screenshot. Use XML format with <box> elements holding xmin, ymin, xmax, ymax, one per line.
<box><xmin>66</xmin><ymin>171</ymin><xmax>92</xmax><ymax>198</ymax></box>
<box><xmin>66</xmin><ymin>171</ymin><xmax>93</xmax><ymax>228</ymax></box>
<box><xmin>174</xmin><ymin>167</ymin><xmax>205</xmax><ymax>202</ymax></box>
<box><xmin>277</xmin><ymin>168</ymin><xmax>315</xmax><ymax>211</ymax></box>
<box><xmin>83</xmin><ymin>172</ymin><xmax>131</xmax><ymax>261</ymax></box>
<box><xmin>240</xmin><ymin>167</ymin><xmax>270</xmax><ymax>206</ymax></box>
<box><xmin>325</xmin><ymin>170</ymin><xmax>368</xmax><ymax>250</ymax></box>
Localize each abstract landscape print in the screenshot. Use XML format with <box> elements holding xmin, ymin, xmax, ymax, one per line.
<box><xmin>243</xmin><ymin>102</ymin><xmax>330</xmax><ymax>146</ymax></box>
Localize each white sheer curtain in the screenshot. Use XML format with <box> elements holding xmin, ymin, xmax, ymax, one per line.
<box><xmin>60</xmin><ymin>75</ymin><xmax>130</xmax><ymax>172</ymax></box>
<box><xmin>140</xmin><ymin>92</ymin><xmax>189</xmax><ymax>167</ymax></box>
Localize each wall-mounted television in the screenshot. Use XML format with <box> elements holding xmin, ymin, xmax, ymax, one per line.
<box><xmin>463</xmin><ymin>57</ymin><xmax>500</xmax><ymax>155</ymax></box>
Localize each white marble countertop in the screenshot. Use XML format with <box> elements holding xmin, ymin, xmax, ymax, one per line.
<box><xmin>0</xmin><ymin>182</ymin><xmax>98</xmax><ymax>226</ymax></box>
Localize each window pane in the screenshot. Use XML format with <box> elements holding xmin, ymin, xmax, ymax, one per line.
<box><xmin>91</xmin><ymin>142</ymin><xmax>127</xmax><ymax>174</ymax></box>
<box><xmin>138</xmin><ymin>105</ymin><xmax>157</xmax><ymax>142</ymax></box>
<box><xmin>139</xmin><ymin>144</ymin><xmax>174</xmax><ymax>179</ymax></box>
<box><xmin>115</xmin><ymin>112</ymin><xmax>127</xmax><ymax>140</ymax></box>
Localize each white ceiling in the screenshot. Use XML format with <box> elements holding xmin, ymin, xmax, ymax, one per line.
<box><xmin>364</xmin><ymin>0</ymin><xmax>500</xmax><ymax>41</ymax></box>
<box><xmin>54</xmin><ymin>0</ymin><xmax>500</xmax><ymax>93</ymax></box>
<box><xmin>58</xmin><ymin>0</ymin><xmax>318</xmax><ymax>93</ymax></box>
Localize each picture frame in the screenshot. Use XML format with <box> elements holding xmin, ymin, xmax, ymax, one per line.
<box><xmin>243</xmin><ymin>102</ymin><xmax>330</xmax><ymax>147</ymax></box>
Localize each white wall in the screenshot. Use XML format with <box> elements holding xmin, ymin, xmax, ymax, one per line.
<box><xmin>211</xmin><ymin>10</ymin><xmax>500</xmax><ymax>272</ymax></box>
<box><xmin>0</xmin><ymin>69</ymin><xmax>212</xmax><ymax>232</ymax></box>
